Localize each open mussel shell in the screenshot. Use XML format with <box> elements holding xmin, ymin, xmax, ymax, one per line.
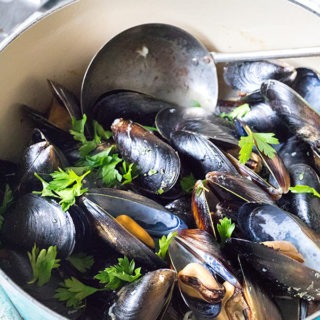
<box><xmin>226</xmin><ymin>238</ymin><xmax>320</xmax><ymax>301</ymax></box>
<box><xmin>237</xmin><ymin>202</ymin><xmax>320</xmax><ymax>272</ymax></box>
<box><xmin>238</xmin><ymin>256</ymin><xmax>282</xmax><ymax>320</ymax></box>
<box><xmin>169</xmin><ymin>229</ymin><xmax>241</xmax><ymax>289</ymax></box>
<box><xmin>169</xmin><ymin>230</ymin><xmax>241</xmax><ymax>319</ymax></box>
<box><xmin>16</xmin><ymin>129</ymin><xmax>69</xmax><ymax>194</ymax></box>
<box><xmin>80</xmin><ymin>197</ymin><xmax>166</xmax><ymax>270</ymax></box>
<box><xmin>93</xmin><ymin>90</ymin><xmax>173</xmax><ymax>129</ymax></box>
<box><xmin>106</xmin><ymin>269</ymin><xmax>176</xmax><ymax>320</ymax></box>
<box><xmin>111</xmin><ymin>118</ymin><xmax>180</xmax><ymax>194</ymax></box>
<box><xmin>47</xmin><ymin>79</ymin><xmax>82</xmax><ymax>120</ymax></box>
<box><xmin>85</xmin><ymin>188</ymin><xmax>187</xmax><ymax>237</ymax></box>
<box><xmin>261</xmin><ymin>79</ymin><xmax>320</xmax><ymax>154</ymax></box>
<box><xmin>223</xmin><ymin>60</ymin><xmax>296</xmax><ymax>93</ymax></box>
<box><xmin>206</xmin><ymin>171</ymin><xmax>274</xmax><ymax>204</ymax></box>
<box><xmin>1</xmin><ymin>194</ymin><xmax>76</xmax><ymax>258</ymax></box>
<box><xmin>191</xmin><ymin>180</ymin><xmax>221</xmax><ymax>238</ymax></box>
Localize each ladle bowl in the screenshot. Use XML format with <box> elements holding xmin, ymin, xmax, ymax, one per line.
<box><xmin>81</xmin><ymin>23</ymin><xmax>320</xmax><ymax>114</ymax></box>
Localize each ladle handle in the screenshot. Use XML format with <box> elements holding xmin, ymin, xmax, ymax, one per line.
<box><xmin>212</xmin><ymin>46</ymin><xmax>320</xmax><ymax>63</ymax></box>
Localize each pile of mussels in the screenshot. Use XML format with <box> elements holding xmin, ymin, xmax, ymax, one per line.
<box><xmin>0</xmin><ymin>58</ymin><xmax>320</xmax><ymax>320</ymax></box>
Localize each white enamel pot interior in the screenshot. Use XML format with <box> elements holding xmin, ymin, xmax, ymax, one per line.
<box><xmin>0</xmin><ymin>0</ymin><xmax>320</xmax><ymax>319</ymax></box>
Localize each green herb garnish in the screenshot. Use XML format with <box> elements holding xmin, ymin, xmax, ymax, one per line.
<box><xmin>0</xmin><ymin>184</ymin><xmax>13</xmax><ymax>229</ymax></box>
<box><xmin>34</xmin><ymin>168</ymin><xmax>90</xmax><ymax>211</ymax></box>
<box><xmin>180</xmin><ymin>173</ymin><xmax>197</xmax><ymax>193</ymax></box>
<box><xmin>217</xmin><ymin>217</ymin><xmax>235</xmax><ymax>244</ymax></box>
<box><xmin>28</xmin><ymin>244</ymin><xmax>60</xmax><ymax>287</ymax></box>
<box><xmin>66</xmin><ymin>253</ymin><xmax>94</xmax><ymax>273</ymax></box>
<box><xmin>94</xmin><ymin>256</ymin><xmax>142</xmax><ymax>290</ymax></box>
<box><xmin>70</xmin><ymin>115</ymin><xmax>112</xmax><ymax>157</ymax></box>
<box><xmin>289</xmin><ymin>185</ymin><xmax>320</xmax><ymax>198</ymax></box>
<box><xmin>55</xmin><ymin>277</ymin><xmax>99</xmax><ymax>309</ymax></box>
<box><xmin>220</xmin><ymin>103</ymin><xmax>250</xmax><ymax>121</ymax></box>
<box><xmin>156</xmin><ymin>231</ymin><xmax>178</xmax><ymax>259</ymax></box>
<box><xmin>238</xmin><ymin>126</ymin><xmax>279</xmax><ymax>164</ymax></box>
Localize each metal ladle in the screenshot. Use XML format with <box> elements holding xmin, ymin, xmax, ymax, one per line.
<box><xmin>81</xmin><ymin>23</ymin><xmax>320</xmax><ymax>113</ymax></box>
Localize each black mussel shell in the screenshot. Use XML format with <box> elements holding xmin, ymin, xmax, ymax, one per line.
<box><xmin>227</xmin><ymin>238</ymin><xmax>320</xmax><ymax>301</ymax></box>
<box><xmin>16</xmin><ymin>129</ymin><xmax>69</xmax><ymax>194</ymax></box>
<box><xmin>111</xmin><ymin>118</ymin><xmax>180</xmax><ymax>194</ymax></box>
<box><xmin>80</xmin><ymin>197</ymin><xmax>166</xmax><ymax>270</ymax></box>
<box><xmin>223</xmin><ymin>60</ymin><xmax>296</xmax><ymax>93</ymax></box>
<box><xmin>290</xmin><ymin>67</ymin><xmax>320</xmax><ymax>113</ymax></box>
<box><xmin>170</xmin><ymin>131</ymin><xmax>238</xmax><ymax>179</ymax></box>
<box><xmin>278</xmin><ymin>135</ymin><xmax>316</xmax><ymax>169</ymax></box>
<box><xmin>1</xmin><ymin>194</ymin><xmax>76</xmax><ymax>258</ymax></box>
<box><xmin>279</xmin><ymin>163</ymin><xmax>320</xmax><ymax>233</ymax></box>
<box><xmin>155</xmin><ymin>106</ymin><xmax>238</xmax><ymax>148</ymax></box>
<box><xmin>261</xmin><ymin>79</ymin><xmax>320</xmax><ymax>154</ymax></box>
<box><xmin>93</xmin><ymin>90</ymin><xmax>173</xmax><ymax>129</ymax></box>
<box><xmin>106</xmin><ymin>269</ymin><xmax>176</xmax><ymax>320</ymax></box>
<box><xmin>238</xmin><ymin>256</ymin><xmax>282</xmax><ymax>320</ymax></box>
<box><xmin>237</xmin><ymin>202</ymin><xmax>320</xmax><ymax>271</ymax></box>
<box><xmin>206</xmin><ymin>171</ymin><xmax>274</xmax><ymax>204</ymax></box>
<box><xmin>85</xmin><ymin>188</ymin><xmax>187</xmax><ymax>237</ymax></box>
<box><xmin>47</xmin><ymin>79</ymin><xmax>82</xmax><ymax>120</ymax></box>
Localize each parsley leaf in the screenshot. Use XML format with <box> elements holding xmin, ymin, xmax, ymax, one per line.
<box><xmin>220</xmin><ymin>103</ymin><xmax>250</xmax><ymax>121</ymax></box>
<box><xmin>156</xmin><ymin>231</ymin><xmax>178</xmax><ymax>260</ymax></box>
<box><xmin>0</xmin><ymin>184</ymin><xmax>13</xmax><ymax>229</ymax></box>
<box><xmin>70</xmin><ymin>115</ymin><xmax>112</xmax><ymax>157</ymax></box>
<box><xmin>66</xmin><ymin>253</ymin><xmax>94</xmax><ymax>273</ymax></box>
<box><xmin>80</xmin><ymin>147</ymin><xmax>138</xmax><ymax>188</ymax></box>
<box><xmin>94</xmin><ymin>256</ymin><xmax>142</xmax><ymax>290</ymax></box>
<box><xmin>27</xmin><ymin>244</ymin><xmax>60</xmax><ymax>287</ymax></box>
<box><xmin>217</xmin><ymin>217</ymin><xmax>235</xmax><ymax>244</ymax></box>
<box><xmin>54</xmin><ymin>277</ymin><xmax>98</xmax><ymax>309</ymax></box>
<box><xmin>289</xmin><ymin>185</ymin><xmax>320</xmax><ymax>198</ymax></box>
<box><xmin>34</xmin><ymin>168</ymin><xmax>90</xmax><ymax>211</ymax></box>
<box><xmin>238</xmin><ymin>126</ymin><xmax>279</xmax><ymax>164</ymax></box>
<box><xmin>180</xmin><ymin>173</ymin><xmax>197</xmax><ymax>193</ymax></box>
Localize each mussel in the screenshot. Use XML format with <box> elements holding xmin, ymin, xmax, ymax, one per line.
<box><xmin>111</xmin><ymin>118</ymin><xmax>181</xmax><ymax>194</ymax></box>
<box><xmin>223</xmin><ymin>60</ymin><xmax>296</xmax><ymax>93</ymax></box>
<box><xmin>237</xmin><ymin>202</ymin><xmax>320</xmax><ymax>271</ymax></box>
<box><xmin>1</xmin><ymin>194</ymin><xmax>76</xmax><ymax>258</ymax></box>
<box><xmin>106</xmin><ymin>269</ymin><xmax>176</xmax><ymax>320</ymax></box>
<box><xmin>84</xmin><ymin>188</ymin><xmax>187</xmax><ymax>237</ymax></box>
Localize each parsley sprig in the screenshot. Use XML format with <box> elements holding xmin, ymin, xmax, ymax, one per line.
<box><xmin>217</xmin><ymin>217</ymin><xmax>235</xmax><ymax>244</ymax></box>
<box><xmin>28</xmin><ymin>244</ymin><xmax>60</xmax><ymax>287</ymax></box>
<box><xmin>70</xmin><ymin>115</ymin><xmax>112</xmax><ymax>157</ymax></box>
<box><xmin>156</xmin><ymin>231</ymin><xmax>178</xmax><ymax>259</ymax></box>
<box><xmin>79</xmin><ymin>146</ymin><xmax>138</xmax><ymax>187</ymax></box>
<box><xmin>220</xmin><ymin>103</ymin><xmax>250</xmax><ymax>121</ymax></box>
<box><xmin>238</xmin><ymin>126</ymin><xmax>279</xmax><ymax>164</ymax></box>
<box><xmin>34</xmin><ymin>168</ymin><xmax>90</xmax><ymax>211</ymax></box>
<box><xmin>289</xmin><ymin>185</ymin><xmax>320</xmax><ymax>198</ymax></box>
<box><xmin>55</xmin><ymin>256</ymin><xmax>142</xmax><ymax>309</ymax></box>
<box><xmin>95</xmin><ymin>256</ymin><xmax>142</xmax><ymax>290</ymax></box>
<box><xmin>54</xmin><ymin>277</ymin><xmax>99</xmax><ymax>309</ymax></box>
